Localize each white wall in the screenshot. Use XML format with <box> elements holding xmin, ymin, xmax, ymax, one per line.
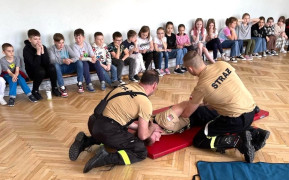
<box><xmin>1</xmin><ymin>0</ymin><xmax>288</xmax><ymax>59</ymax></box>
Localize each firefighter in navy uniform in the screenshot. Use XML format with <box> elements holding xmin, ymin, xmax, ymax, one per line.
<box><xmin>68</xmin><ymin>70</ymin><xmax>162</xmax><ymax>173</ymax></box>
<box><xmin>181</xmin><ymin>51</ymin><xmax>270</xmax><ymax>163</ymax></box>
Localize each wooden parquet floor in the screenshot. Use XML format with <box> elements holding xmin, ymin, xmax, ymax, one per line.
<box><xmin>1</xmin><ymin>54</ymin><xmax>289</xmax><ymax>180</ymax></box>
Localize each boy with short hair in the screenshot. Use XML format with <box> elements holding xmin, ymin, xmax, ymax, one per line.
<box><xmin>0</xmin><ymin>65</ymin><xmax>7</xmax><ymax>105</ymax></box>
<box><xmin>72</xmin><ymin>29</ymin><xmax>106</xmax><ymax>91</ymax></box>
<box><xmin>122</xmin><ymin>30</ymin><xmax>145</xmax><ymax>80</ymax></box>
<box><xmin>49</xmin><ymin>33</ymin><xmax>83</xmax><ymax>97</ymax></box>
<box><xmin>23</xmin><ymin>29</ymin><xmax>61</xmax><ymax>100</ymax></box>
<box><xmin>265</xmin><ymin>17</ymin><xmax>278</xmax><ymax>56</ymax></box>
<box><xmin>92</xmin><ymin>32</ymin><xmax>119</xmax><ymax>87</ymax></box>
<box><xmin>1</xmin><ymin>43</ymin><xmax>37</xmax><ymax>106</ymax></box>
<box><xmin>108</xmin><ymin>32</ymin><xmax>137</xmax><ymax>83</ymax></box>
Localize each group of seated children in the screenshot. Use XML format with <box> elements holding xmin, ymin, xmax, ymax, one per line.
<box><xmin>1</xmin><ymin>15</ymin><xmax>288</xmax><ymax>106</ymax></box>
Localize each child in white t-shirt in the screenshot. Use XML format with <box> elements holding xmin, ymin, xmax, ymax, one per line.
<box><xmin>154</xmin><ymin>27</ymin><xmax>170</xmax><ymax>75</ymax></box>
<box><xmin>191</xmin><ymin>18</ymin><xmax>215</xmax><ymax>63</ymax></box>
<box><xmin>137</xmin><ymin>26</ymin><xmax>160</xmax><ymax>72</ymax></box>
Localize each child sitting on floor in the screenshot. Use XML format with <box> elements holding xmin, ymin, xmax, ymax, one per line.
<box><xmin>0</xmin><ymin>43</ymin><xmax>37</xmax><ymax>106</ymax></box>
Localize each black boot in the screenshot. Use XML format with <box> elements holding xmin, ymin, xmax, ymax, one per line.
<box><xmin>69</xmin><ymin>132</ymin><xmax>95</xmax><ymax>161</ymax></box>
<box><xmin>83</xmin><ymin>146</ymin><xmax>109</xmax><ymax>173</ymax></box>
<box><xmin>83</xmin><ymin>146</ymin><xmax>124</xmax><ymax>173</ymax></box>
<box><xmin>248</xmin><ymin>127</ymin><xmax>270</xmax><ymax>151</ymax></box>
<box><xmin>214</xmin><ymin>131</ymin><xmax>255</xmax><ymax>163</ymax></box>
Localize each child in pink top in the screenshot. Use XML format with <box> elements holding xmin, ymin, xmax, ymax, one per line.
<box><xmin>191</xmin><ymin>18</ymin><xmax>215</xmax><ymax>63</ymax></box>
<box><xmin>176</xmin><ymin>24</ymin><xmax>194</xmax><ymax>51</ymax></box>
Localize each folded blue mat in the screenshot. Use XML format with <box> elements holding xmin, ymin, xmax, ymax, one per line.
<box><xmin>194</xmin><ymin>161</ymin><xmax>289</xmax><ymax>180</ymax></box>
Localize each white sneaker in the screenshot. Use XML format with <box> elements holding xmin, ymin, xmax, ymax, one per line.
<box><xmin>0</xmin><ymin>97</ymin><xmax>7</xmax><ymax>105</ymax></box>
<box><xmin>280</xmin><ymin>49</ymin><xmax>287</xmax><ymax>53</ymax></box>
<box><xmin>221</xmin><ymin>53</ymin><xmax>230</xmax><ymax>61</ymax></box>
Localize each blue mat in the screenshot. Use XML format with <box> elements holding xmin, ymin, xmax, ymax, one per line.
<box><xmin>194</xmin><ymin>161</ymin><xmax>289</xmax><ymax>180</ymax></box>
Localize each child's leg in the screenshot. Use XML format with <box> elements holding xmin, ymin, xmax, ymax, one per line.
<box><xmin>238</xmin><ymin>40</ymin><xmax>243</xmax><ymax>55</ymax></box>
<box><xmin>4</xmin><ymin>74</ymin><xmax>17</xmax><ymax>98</ymax></box>
<box><xmin>164</xmin><ymin>52</ymin><xmax>169</xmax><ymax>69</ymax></box>
<box><xmin>152</xmin><ymin>51</ymin><xmax>160</xmax><ymax>69</ymax></box>
<box><xmin>54</xmin><ymin>63</ymin><xmax>65</xmax><ymax>87</ymax></box>
<box><xmin>90</xmin><ymin>61</ymin><xmax>105</xmax><ymax>82</ymax></box>
<box><xmin>112</xmin><ymin>58</ymin><xmax>124</xmax><ymax>80</ymax></box>
<box><xmin>250</xmin><ymin>39</ymin><xmax>255</xmax><ymax>55</ymax></box>
<box><xmin>281</xmin><ymin>37</ymin><xmax>286</xmax><ymax>50</ymax></box>
<box><xmin>252</xmin><ymin>37</ymin><xmax>261</xmax><ymax>53</ymax></box>
<box><xmin>75</xmin><ymin>60</ymin><xmax>84</xmax><ymax>83</ymax></box>
<box><xmin>203</xmin><ymin>47</ymin><xmax>215</xmax><ymax>63</ymax></box>
<box><xmin>142</xmin><ymin>52</ymin><xmax>153</xmax><ymax>70</ymax></box>
<box><xmin>0</xmin><ymin>77</ymin><xmax>6</xmax><ymax>97</ymax></box>
<box><xmin>110</xmin><ymin>64</ymin><xmax>118</xmax><ymax>82</ymax></box>
<box><xmin>261</xmin><ymin>38</ymin><xmax>267</xmax><ymax>52</ymax></box>
<box><xmin>124</xmin><ymin>57</ymin><xmax>136</xmax><ymax>79</ymax></box>
<box><xmin>138</xmin><ymin>53</ymin><xmax>146</xmax><ymax>71</ymax></box>
<box><xmin>175</xmin><ymin>49</ymin><xmax>183</xmax><ymax>68</ymax></box>
<box><xmin>130</xmin><ymin>54</ymin><xmax>141</xmax><ymax>75</ymax></box>
<box><xmin>244</xmin><ymin>39</ymin><xmax>251</xmax><ymax>55</ymax></box>
<box><xmin>82</xmin><ymin>61</ymin><xmax>92</xmax><ymax>84</ymax></box>
<box><xmin>101</xmin><ymin>67</ymin><xmax>111</xmax><ymax>84</ymax></box>
<box><xmin>17</xmin><ymin>75</ymin><xmax>31</xmax><ymax>95</ymax></box>
<box><xmin>158</xmin><ymin>52</ymin><xmax>163</xmax><ymax>69</ymax></box>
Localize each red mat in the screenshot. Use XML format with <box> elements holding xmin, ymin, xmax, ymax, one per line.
<box><xmin>147</xmin><ymin>107</ymin><xmax>269</xmax><ymax>159</ymax></box>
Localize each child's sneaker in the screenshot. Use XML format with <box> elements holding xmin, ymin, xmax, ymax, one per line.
<box><xmin>262</xmin><ymin>52</ymin><xmax>267</xmax><ymax>57</ymax></box>
<box><xmin>248</xmin><ymin>55</ymin><xmax>253</xmax><ymax>61</ymax></box>
<box><xmin>155</xmin><ymin>69</ymin><xmax>164</xmax><ymax>77</ymax></box>
<box><xmin>8</xmin><ymin>97</ymin><xmax>15</xmax><ymax>107</ymax></box>
<box><xmin>118</xmin><ymin>80</ymin><xmax>126</xmax><ymax>85</ymax></box>
<box><xmin>230</xmin><ymin>57</ymin><xmax>237</xmax><ymax>63</ymax></box>
<box><xmin>236</xmin><ymin>55</ymin><xmax>245</xmax><ymax>60</ymax></box>
<box><xmin>60</xmin><ymin>87</ymin><xmax>68</xmax><ymax>97</ymax></box>
<box><xmin>134</xmin><ymin>75</ymin><xmax>140</xmax><ymax>80</ymax></box>
<box><xmin>181</xmin><ymin>67</ymin><xmax>187</xmax><ymax>72</ymax></box>
<box><xmin>159</xmin><ymin>69</ymin><xmax>166</xmax><ymax>76</ymax></box>
<box><xmin>245</xmin><ymin>55</ymin><xmax>252</xmax><ymax>60</ymax></box>
<box><xmin>87</xmin><ymin>83</ymin><xmax>95</xmax><ymax>92</ymax></box>
<box><xmin>111</xmin><ymin>81</ymin><xmax>120</xmax><ymax>87</ymax></box>
<box><xmin>280</xmin><ymin>49</ymin><xmax>287</xmax><ymax>53</ymax></box>
<box><xmin>77</xmin><ymin>82</ymin><xmax>84</xmax><ymax>93</ymax></box>
<box><xmin>32</xmin><ymin>90</ymin><xmax>43</xmax><ymax>100</ymax></box>
<box><xmin>164</xmin><ymin>68</ymin><xmax>170</xmax><ymax>75</ymax></box>
<box><xmin>253</xmin><ymin>53</ymin><xmax>262</xmax><ymax>58</ymax></box>
<box><xmin>0</xmin><ymin>97</ymin><xmax>7</xmax><ymax>105</ymax></box>
<box><xmin>28</xmin><ymin>95</ymin><xmax>38</xmax><ymax>102</ymax></box>
<box><xmin>174</xmin><ymin>68</ymin><xmax>184</xmax><ymax>74</ymax></box>
<box><xmin>129</xmin><ymin>77</ymin><xmax>138</xmax><ymax>83</ymax></box>
<box><xmin>271</xmin><ymin>50</ymin><xmax>278</xmax><ymax>56</ymax></box>
<box><xmin>221</xmin><ymin>53</ymin><xmax>230</xmax><ymax>61</ymax></box>
<box><xmin>100</xmin><ymin>81</ymin><xmax>106</xmax><ymax>91</ymax></box>
<box><xmin>266</xmin><ymin>51</ymin><xmax>272</xmax><ymax>56</ymax></box>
